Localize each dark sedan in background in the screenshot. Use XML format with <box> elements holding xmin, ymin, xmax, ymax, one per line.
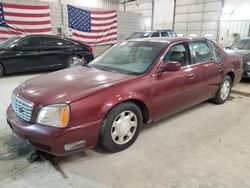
<box><xmin>0</xmin><ymin>35</ymin><xmax>94</xmax><ymax>77</ymax></box>
<box><xmin>226</xmin><ymin>38</ymin><xmax>250</xmax><ymax>78</ymax></box>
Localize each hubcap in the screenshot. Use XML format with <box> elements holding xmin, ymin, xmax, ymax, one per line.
<box><xmin>68</xmin><ymin>57</ymin><xmax>79</xmax><ymax>67</ymax></box>
<box><xmin>220</xmin><ymin>80</ymin><xmax>230</xmax><ymax>100</ymax></box>
<box><xmin>111</xmin><ymin>111</ymin><xmax>138</xmax><ymax>145</ymax></box>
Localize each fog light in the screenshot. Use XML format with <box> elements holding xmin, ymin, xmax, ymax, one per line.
<box><xmin>64</xmin><ymin>140</ymin><xmax>86</xmax><ymax>151</ymax></box>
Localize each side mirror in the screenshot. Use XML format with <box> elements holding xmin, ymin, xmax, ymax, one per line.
<box><xmin>10</xmin><ymin>44</ymin><xmax>19</xmax><ymax>51</ymax></box>
<box><xmin>157</xmin><ymin>61</ymin><xmax>181</xmax><ymax>73</ymax></box>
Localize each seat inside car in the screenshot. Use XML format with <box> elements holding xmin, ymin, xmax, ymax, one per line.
<box><xmin>169</xmin><ymin>51</ymin><xmax>186</xmax><ymax>66</ymax></box>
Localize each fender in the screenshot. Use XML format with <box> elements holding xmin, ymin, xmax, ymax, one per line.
<box><xmin>100</xmin><ymin>91</ymin><xmax>151</xmax><ymax>121</ymax></box>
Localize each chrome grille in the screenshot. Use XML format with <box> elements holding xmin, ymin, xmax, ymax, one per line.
<box><xmin>12</xmin><ymin>95</ymin><xmax>33</xmax><ymax>122</ymax></box>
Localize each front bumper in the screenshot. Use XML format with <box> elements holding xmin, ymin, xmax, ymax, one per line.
<box><xmin>6</xmin><ymin>105</ymin><xmax>101</xmax><ymax>155</ymax></box>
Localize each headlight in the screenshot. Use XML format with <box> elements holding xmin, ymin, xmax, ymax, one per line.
<box><xmin>36</xmin><ymin>104</ymin><xmax>70</xmax><ymax>128</ymax></box>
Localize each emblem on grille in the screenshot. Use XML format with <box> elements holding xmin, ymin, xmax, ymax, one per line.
<box><xmin>19</xmin><ymin>107</ymin><xmax>24</xmax><ymax>113</ymax></box>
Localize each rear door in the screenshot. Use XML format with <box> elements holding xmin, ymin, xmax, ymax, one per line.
<box><xmin>189</xmin><ymin>40</ymin><xmax>224</xmax><ymax>100</ymax></box>
<box><xmin>42</xmin><ymin>37</ymin><xmax>76</xmax><ymax>68</ymax></box>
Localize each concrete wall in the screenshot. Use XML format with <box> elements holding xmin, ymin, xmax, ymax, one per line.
<box><xmin>121</xmin><ymin>0</ymin><xmax>153</xmax><ymax>30</ymax></box>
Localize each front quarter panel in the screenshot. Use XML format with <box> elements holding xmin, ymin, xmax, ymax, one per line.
<box><xmin>69</xmin><ymin>76</ymin><xmax>152</xmax><ymax>127</ymax></box>
<box><xmin>68</xmin><ymin>76</ymin><xmax>152</xmax><ymax>147</ymax></box>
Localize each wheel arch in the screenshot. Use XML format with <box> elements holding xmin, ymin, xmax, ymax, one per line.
<box><xmin>226</xmin><ymin>71</ymin><xmax>235</xmax><ymax>84</ymax></box>
<box><xmin>102</xmin><ymin>98</ymin><xmax>150</xmax><ymax>125</ymax></box>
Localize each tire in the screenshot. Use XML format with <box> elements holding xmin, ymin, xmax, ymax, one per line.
<box><xmin>0</xmin><ymin>64</ymin><xmax>4</xmax><ymax>78</ymax></box>
<box><xmin>211</xmin><ymin>75</ymin><xmax>232</xmax><ymax>104</ymax></box>
<box><xmin>99</xmin><ymin>102</ymin><xmax>143</xmax><ymax>152</ymax></box>
<box><xmin>67</xmin><ymin>55</ymin><xmax>80</xmax><ymax>68</ymax></box>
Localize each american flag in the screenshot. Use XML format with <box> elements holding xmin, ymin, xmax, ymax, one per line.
<box><xmin>67</xmin><ymin>5</ymin><xmax>117</xmax><ymax>45</ymax></box>
<box><xmin>0</xmin><ymin>3</ymin><xmax>52</xmax><ymax>42</ymax></box>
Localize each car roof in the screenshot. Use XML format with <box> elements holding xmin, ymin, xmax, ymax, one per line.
<box><xmin>126</xmin><ymin>37</ymin><xmax>206</xmax><ymax>44</ymax></box>
<box><xmin>134</xmin><ymin>30</ymin><xmax>175</xmax><ymax>33</ymax></box>
<box><xmin>22</xmin><ymin>34</ymin><xmax>65</xmax><ymax>38</ymax></box>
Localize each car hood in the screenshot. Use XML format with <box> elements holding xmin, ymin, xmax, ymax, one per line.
<box><xmin>15</xmin><ymin>66</ymin><xmax>136</xmax><ymax>106</ymax></box>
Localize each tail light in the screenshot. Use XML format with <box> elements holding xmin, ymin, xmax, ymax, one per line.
<box><xmin>87</xmin><ymin>47</ymin><xmax>93</xmax><ymax>53</ymax></box>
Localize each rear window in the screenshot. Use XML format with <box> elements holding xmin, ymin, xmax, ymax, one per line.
<box><xmin>161</xmin><ymin>32</ymin><xmax>169</xmax><ymax>37</ymax></box>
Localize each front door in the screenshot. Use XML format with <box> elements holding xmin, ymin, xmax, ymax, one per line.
<box><xmin>4</xmin><ymin>36</ymin><xmax>44</xmax><ymax>73</ymax></box>
<box><xmin>150</xmin><ymin>42</ymin><xmax>198</xmax><ymax>119</ymax></box>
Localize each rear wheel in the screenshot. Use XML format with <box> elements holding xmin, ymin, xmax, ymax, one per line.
<box><xmin>100</xmin><ymin>102</ymin><xmax>143</xmax><ymax>152</ymax></box>
<box><xmin>212</xmin><ymin>75</ymin><xmax>232</xmax><ymax>104</ymax></box>
<box><xmin>0</xmin><ymin>64</ymin><xmax>4</xmax><ymax>78</ymax></box>
<box><xmin>67</xmin><ymin>55</ymin><xmax>80</xmax><ymax>68</ymax></box>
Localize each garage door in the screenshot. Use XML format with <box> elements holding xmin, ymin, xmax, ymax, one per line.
<box><xmin>174</xmin><ymin>0</ymin><xmax>223</xmax><ymax>42</ymax></box>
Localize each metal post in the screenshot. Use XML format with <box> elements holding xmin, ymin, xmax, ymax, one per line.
<box><xmin>172</xmin><ymin>0</ymin><xmax>176</xmax><ymax>30</ymax></box>
<box><xmin>217</xmin><ymin>0</ymin><xmax>225</xmax><ymax>42</ymax></box>
<box><xmin>59</xmin><ymin>0</ymin><xmax>64</xmax><ymax>36</ymax></box>
<box><xmin>151</xmin><ymin>0</ymin><xmax>154</xmax><ymax>30</ymax></box>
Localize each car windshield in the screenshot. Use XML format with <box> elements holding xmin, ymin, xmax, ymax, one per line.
<box><xmin>0</xmin><ymin>36</ymin><xmax>21</xmax><ymax>49</ymax></box>
<box><xmin>127</xmin><ymin>32</ymin><xmax>152</xmax><ymax>39</ymax></box>
<box><xmin>89</xmin><ymin>41</ymin><xmax>165</xmax><ymax>75</ymax></box>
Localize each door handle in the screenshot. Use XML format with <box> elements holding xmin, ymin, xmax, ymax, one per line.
<box><xmin>188</xmin><ymin>74</ymin><xmax>195</xmax><ymax>79</ymax></box>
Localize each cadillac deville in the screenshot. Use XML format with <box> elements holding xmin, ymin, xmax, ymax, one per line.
<box><xmin>7</xmin><ymin>37</ymin><xmax>243</xmax><ymax>155</ymax></box>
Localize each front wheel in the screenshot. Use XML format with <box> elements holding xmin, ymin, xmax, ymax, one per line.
<box><xmin>67</xmin><ymin>56</ymin><xmax>80</xmax><ymax>68</ymax></box>
<box><xmin>99</xmin><ymin>102</ymin><xmax>143</xmax><ymax>152</ymax></box>
<box><xmin>211</xmin><ymin>75</ymin><xmax>232</xmax><ymax>104</ymax></box>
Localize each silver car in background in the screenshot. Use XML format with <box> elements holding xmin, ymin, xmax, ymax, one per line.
<box><xmin>226</xmin><ymin>38</ymin><xmax>250</xmax><ymax>78</ymax></box>
<box><xmin>127</xmin><ymin>30</ymin><xmax>177</xmax><ymax>40</ymax></box>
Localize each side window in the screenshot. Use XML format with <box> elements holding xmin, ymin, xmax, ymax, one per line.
<box><xmin>17</xmin><ymin>37</ymin><xmax>41</xmax><ymax>48</ymax></box>
<box><xmin>191</xmin><ymin>41</ymin><xmax>213</xmax><ymax>64</ymax></box>
<box><xmin>44</xmin><ymin>37</ymin><xmax>74</xmax><ymax>47</ymax></box>
<box><xmin>169</xmin><ymin>32</ymin><xmax>177</xmax><ymax>37</ymax></box>
<box><xmin>243</xmin><ymin>40</ymin><xmax>250</xmax><ymax>50</ymax></box>
<box><xmin>207</xmin><ymin>40</ymin><xmax>223</xmax><ymax>64</ymax></box>
<box><xmin>151</xmin><ymin>32</ymin><xmax>160</xmax><ymax>37</ymax></box>
<box><xmin>161</xmin><ymin>32</ymin><xmax>169</xmax><ymax>37</ymax></box>
<box><xmin>163</xmin><ymin>42</ymin><xmax>190</xmax><ymax>67</ymax></box>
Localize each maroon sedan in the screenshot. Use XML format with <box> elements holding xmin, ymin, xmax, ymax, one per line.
<box><xmin>7</xmin><ymin>37</ymin><xmax>243</xmax><ymax>155</ymax></box>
